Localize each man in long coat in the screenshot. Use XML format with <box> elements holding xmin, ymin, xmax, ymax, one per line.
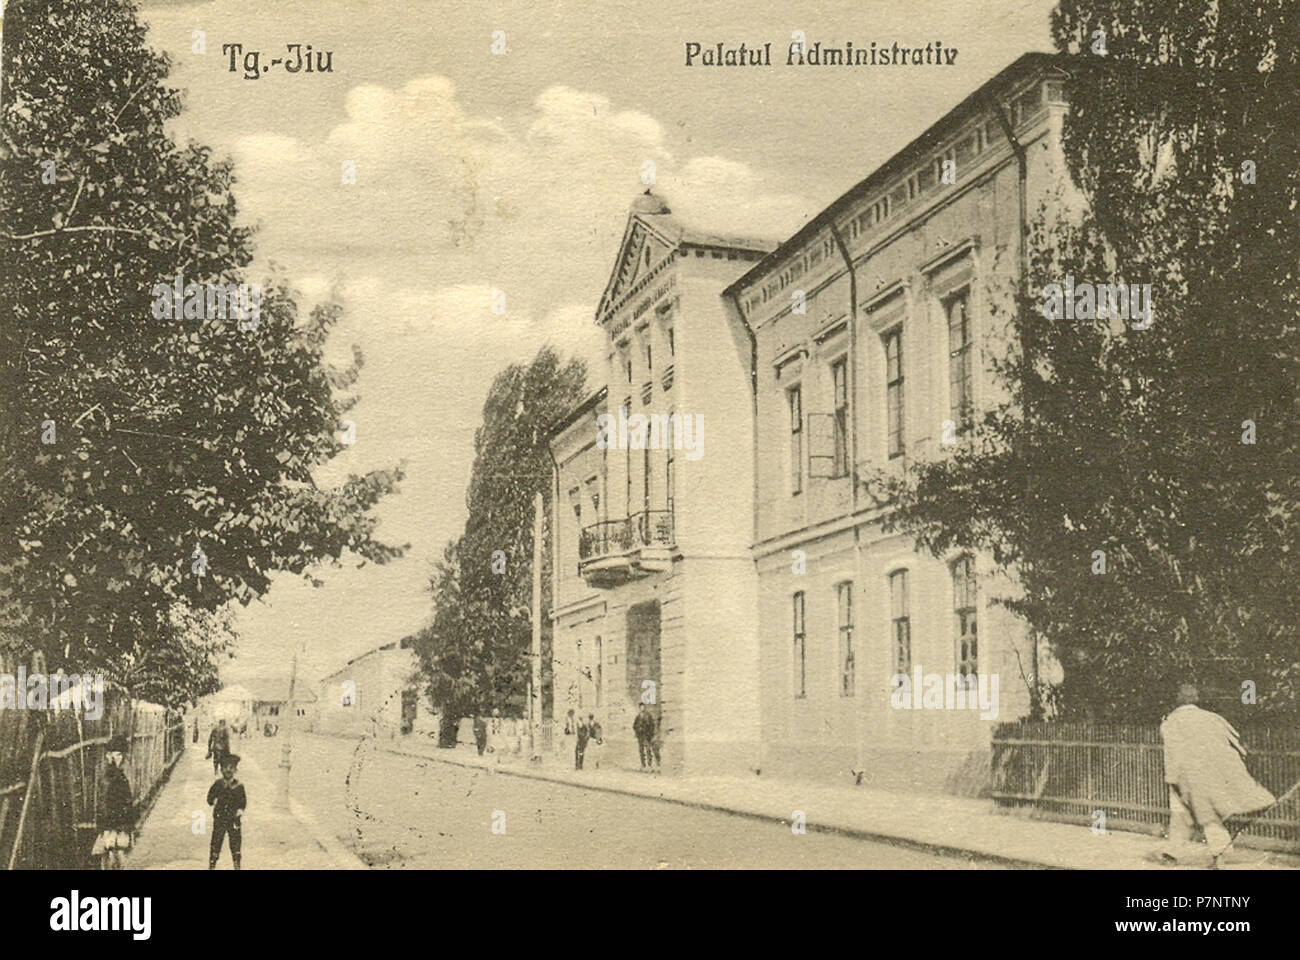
<box><xmin>1160</xmin><ymin>683</ymin><xmax>1274</xmax><ymax>865</ymax></box>
<box><xmin>206</xmin><ymin>718</ymin><xmax>231</xmax><ymax>774</ymax></box>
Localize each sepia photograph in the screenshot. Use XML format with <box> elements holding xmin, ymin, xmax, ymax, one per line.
<box><xmin>0</xmin><ymin>0</ymin><xmax>1296</xmax><ymax>940</ymax></box>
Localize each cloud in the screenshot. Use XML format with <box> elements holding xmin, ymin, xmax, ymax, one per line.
<box><xmin>217</xmin><ymin>76</ymin><xmax>810</xmax><ymax>669</ymax></box>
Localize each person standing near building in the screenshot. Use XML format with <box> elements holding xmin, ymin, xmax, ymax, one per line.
<box><xmin>206</xmin><ymin>717</ymin><xmax>230</xmax><ymax>774</ymax></box>
<box><xmin>473</xmin><ymin>715</ymin><xmax>488</xmax><ymax>756</ymax></box>
<box><xmin>633</xmin><ymin>703</ymin><xmax>655</xmax><ymax>772</ymax></box>
<box><xmin>93</xmin><ymin>735</ymin><xmax>134</xmax><ymax>870</ymax></box>
<box><xmin>585</xmin><ymin>713</ymin><xmax>604</xmax><ymax>770</ymax></box>
<box><xmin>207</xmin><ymin>753</ymin><xmax>246</xmax><ymax>870</ymax></box>
<box><xmin>649</xmin><ymin>711</ymin><xmax>663</xmax><ymax>773</ymax></box>
<box><xmin>574</xmin><ymin>713</ymin><xmax>590</xmax><ymax>770</ymax></box>
<box><xmin>1159</xmin><ymin>682</ymin><xmax>1274</xmax><ymax>866</ymax></box>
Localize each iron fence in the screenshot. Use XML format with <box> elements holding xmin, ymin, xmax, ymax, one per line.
<box><xmin>991</xmin><ymin>719</ymin><xmax>1300</xmax><ymax>850</ymax></box>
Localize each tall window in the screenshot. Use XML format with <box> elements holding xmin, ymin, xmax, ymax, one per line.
<box><xmin>665</xmin><ymin>412</ymin><xmax>675</xmax><ymax>514</ymax></box>
<box><xmin>585</xmin><ymin>476</ymin><xmax>601</xmax><ymax>521</ymax></box>
<box><xmin>792</xmin><ymin>592</ymin><xmax>806</xmax><ymax>699</ymax></box>
<box><xmin>626</xmin><ymin>355</ymin><xmax>633</xmax><ymax>383</ymax></box>
<box><xmin>831</xmin><ymin>358</ymin><xmax>849</xmax><ymax>477</ymax></box>
<box><xmin>576</xmin><ymin>637</ymin><xmax>584</xmax><ymax>708</ymax></box>
<box><xmin>645</xmin><ymin>343</ymin><xmax>653</xmax><ymax>372</ymax></box>
<box><xmin>643</xmin><ymin>445</ymin><xmax>651</xmax><ymax>517</ymax></box>
<box><xmin>952</xmin><ymin>556</ymin><xmax>978</xmax><ymax>679</ymax></box>
<box><xmin>568</xmin><ymin>487</ymin><xmax>582</xmax><ymax>567</ymax></box>
<box><xmin>667</xmin><ymin>327</ymin><xmax>675</xmax><ymax>356</ymax></box>
<box><xmin>623</xmin><ymin>399</ymin><xmax>632</xmax><ymax>515</ymax></box>
<box><xmin>837</xmin><ymin>582</ymin><xmax>855</xmax><ymax>697</ymax></box>
<box><xmin>946</xmin><ymin>290</ymin><xmax>973</xmax><ymax>431</ymax></box>
<box><xmin>788</xmin><ymin>385</ymin><xmax>803</xmax><ymax>495</ymax></box>
<box><xmin>890</xmin><ymin>570</ymin><xmax>911</xmax><ymax>674</ymax></box>
<box><xmin>594</xmin><ymin>636</ymin><xmax>603</xmax><ymax>707</ymax></box>
<box><xmin>885</xmin><ymin>327</ymin><xmax>905</xmax><ymax>458</ymax></box>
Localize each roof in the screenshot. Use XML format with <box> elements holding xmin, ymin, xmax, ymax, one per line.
<box><xmin>723</xmin><ymin>51</ymin><xmax>1072</xmax><ymax>298</ymax></box>
<box><xmin>209</xmin><ymin>683</ymin><xmax>253</xmax><ymax>703</ymax></box>
<box><xmin>597</xmin><ymin>193</ymin><xmax>778</xmax><ymax>321</ymax></box>
<box><xmin>318</xmin><ymin>641</ymin><xmax>417</xmax><ymax>682</ymax></box>
<box><xmin>626</xmin><ymin>189</ymin><xmax>777</xmax><ymax>255</ymax></box>
<box><xmin>547</xmin><ymin>386</ymin><xmax>608</xmax><ymax>440</ymax></box>
<box><xmin>242</xmin><ymin>678</ymin><xmax>318</xmax><ymax>703</ymax></box>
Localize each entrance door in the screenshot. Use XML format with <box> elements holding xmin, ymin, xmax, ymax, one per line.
<box><xmin>626</xmin><ymin>601</ymin><xmax>662</xmax><ymax>723</ymax></box>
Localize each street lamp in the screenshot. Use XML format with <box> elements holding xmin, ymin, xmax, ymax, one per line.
<box><xmin>277</xmin><ymin>632</ymin><xmax>305</xmax><ymax>810</ymax></box>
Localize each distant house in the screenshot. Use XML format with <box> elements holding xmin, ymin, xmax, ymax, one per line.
<box><xmin>241</xmin><ymin>679</ymin><xmax>318</xmax><ymax>731</ymax></box>
<box><xmin>205</xmin><ymin>683</ymin><xmax>254</xmax><ymax>723</ymax></box>
<box><xmin>316</xmin><ymin>638</ymin><xmax>421</xmax><ymax>740</ymax></box>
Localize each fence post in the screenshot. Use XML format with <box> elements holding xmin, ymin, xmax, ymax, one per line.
<box><xmin>8</xmin><ymin>729</ymin><xmax>46</xmax><ymax>871</ymax></box>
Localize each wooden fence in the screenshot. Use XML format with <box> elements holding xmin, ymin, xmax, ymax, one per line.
<box><xmin>991</xmin><ymin>720</ymin><xmax>1300</xmax><ymax>851</ymax></box>
<box><xmin>0</xmin><ymin>652</ymin><xmax>185</xmax><ymax>869</ymax></box>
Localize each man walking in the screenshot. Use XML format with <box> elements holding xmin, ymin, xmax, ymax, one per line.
<box><xmin>574</xmin><ymin>713</ymin><xmax>590</xmax><ymax>770</ymax></box>
<box><xmin>1160</xmin><ymin>683</ymin><xmax>1274</xmax><ymax>866</ymax></box>
<box><xmin>633</xmin><ymin>703</ymin><xmax>655</xmax><ymax>772</ymax></box>
<box><xmin>473</xmin><ymin>715</ymin><xmax>488</xmax><ymax>756</ymax></box>
<box><xmin>206</xmin><ymin>718</ymin><xmax>230</xmax><ymax>775</ymax></box>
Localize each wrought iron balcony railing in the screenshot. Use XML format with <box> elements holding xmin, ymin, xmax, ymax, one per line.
<box><xmin>578</xmin><ymin>511</ymin><xmax>675</xmax><ymax>563</ymax></box>
<box><xmin>579</xmin><ymin>518</ymin><xmax>634</xmax><ymax>561</ymax></box>
<box><xmin>633</xmin><ymin>509</ymin><xmax>674</xmax><ymax>548</ymax></box>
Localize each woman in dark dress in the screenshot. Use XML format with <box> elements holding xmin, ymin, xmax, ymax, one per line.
<box><xmin>95</xmin><ymin>735</ymin><xmax>134</xmax><ymax>869</ymax></box>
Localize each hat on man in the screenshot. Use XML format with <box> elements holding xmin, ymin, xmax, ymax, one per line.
<box><xmin>220</xmin><ymin>753</ymin><xmax>240</xmax><ymax>769</ymax></box>
<box><xmin>107</xmin><ymin>735</ymin><xmax>129</xmax><ymax>754</ymax></box>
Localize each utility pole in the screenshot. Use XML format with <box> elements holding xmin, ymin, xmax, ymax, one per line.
<box><xmin>278</xmin><ymin>639</ymin><xmax>300</xmax><ymax>810</ymax></box>
<box><xmin>530</xmin><ymin>492</ymin><xmax>543</xmax><ymax>760</ymax></box>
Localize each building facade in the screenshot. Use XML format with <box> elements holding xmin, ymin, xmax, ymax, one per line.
<box><xmin>549</xmin><ymin>192</ymin><xmax>773</xmax><ymax>776</ymax></box>
<box><xmin>316</xmin><ymin>641</ymin><xmax>419</xmax><ymax>740</ymax></box>
<box><xmin>550</xmin><ymin>53</ymin><xmax>1073</xmax><ymax>792</ymax></box>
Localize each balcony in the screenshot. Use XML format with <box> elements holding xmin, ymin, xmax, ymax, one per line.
<box><xmin>578</xmin><ymin>510</ymin><xmax>675</xmax><ymax>587</ymax></box>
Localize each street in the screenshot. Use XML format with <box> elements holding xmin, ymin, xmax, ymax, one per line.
<box><xmin>254</xmin><ymin>732</ymin><xmax>1014</xmax><ymax>869</ymax></box>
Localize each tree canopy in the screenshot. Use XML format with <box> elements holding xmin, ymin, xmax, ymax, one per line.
<box><xmin>0</xmin><ymin>0</ymin><xmax>403</xmax><ymax>705</ymax></box>
<box><xmin>413</xmin><ymin>346</ymin><xmax>587</xmax><ymax>726</ymax></box>
<box><xmin>873</xmin><ymin>1</ymin><xmax>1299</xmax><ymax>720</ymax></box>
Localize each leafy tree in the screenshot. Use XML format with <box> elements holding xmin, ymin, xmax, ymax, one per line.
<box><xmin>873</xmin><ymin>3</ymin><xmax>1299</xmax><ymax>720</ymax></box>
<box><xmin>0</xmin><ymin>0</ymin><xmax>403</xmax><ymax>704</ymax></box>
<box><xmin>412</xmin><ymin>346</ymin><xmax>587</xmax><ymax>734</ymax></box>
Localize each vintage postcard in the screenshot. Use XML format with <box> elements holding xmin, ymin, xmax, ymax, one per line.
<box><xmin>0</xmin><ymin>0</ymin><xmax>1296</xmax><ymax>918</ymax></box>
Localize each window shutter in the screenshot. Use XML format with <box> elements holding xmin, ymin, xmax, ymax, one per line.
<box><xmin>807</xmin><ymin>413</ymin><xmax>836</xmax><ymax>478</ymax></box>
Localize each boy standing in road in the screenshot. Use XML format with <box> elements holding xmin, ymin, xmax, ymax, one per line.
<box><xmin>207</xmin><ymin>752</ymin><xmax>246</xmax><ymax>870</ymax></box>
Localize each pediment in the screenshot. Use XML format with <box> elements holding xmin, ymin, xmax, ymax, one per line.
<box><xmin>597</xmin><ymin>216</ymin><xmax>677</xmax><ymax>321</ymax></box>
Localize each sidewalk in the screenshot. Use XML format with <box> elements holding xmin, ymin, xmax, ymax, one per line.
<box><xmin>380</xmin><ymin>734</ymin><xmax>1300</xmax><ymax>870</ymax></box>
<box><xmin>127</xmin><ymin>740</ymin><xmax>364</xmax><ymax>870</ymax></box>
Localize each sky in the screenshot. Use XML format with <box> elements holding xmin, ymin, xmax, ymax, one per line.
<box><xmin>132</xmin><ymin>0</ymin><xmax>1058</xmax><ymax>685</ymax></box>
